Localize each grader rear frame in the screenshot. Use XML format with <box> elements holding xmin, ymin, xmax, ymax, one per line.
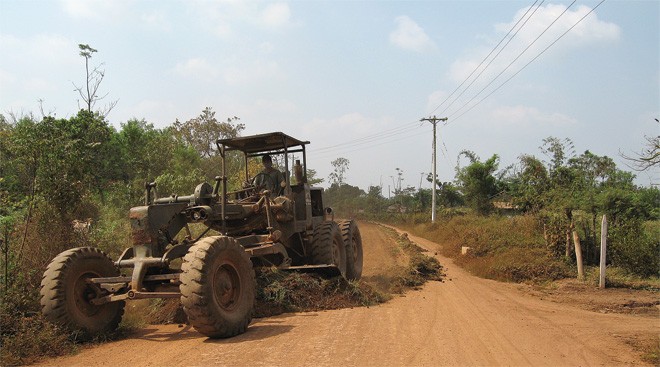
<box><xmin>40</xmin><ymin>132</ymin><xmax>363</xmax><ymax>339</ymax></box>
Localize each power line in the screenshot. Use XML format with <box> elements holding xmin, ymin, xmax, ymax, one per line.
<box><xmin>449</xmin><ymin>0</ymin><xmax>606</xmax><ymax>124</ymax></box>
<box><xmin>314</xmin><ymin>120</ymin><xmax>420</xmax><ymax>152</ymax></box>
<box><xmin>311</xmin><ymin>128</ymin><xmax>427</xmax><ymax>159</ymax></box>
<box><xmin>429</xmin><ymin>0</ymin><xmax>542</xmax><ymax>116</ymax></box>
<box><xmin>446</xmin><ymin>0</ymin><xmax>577</xmax><ymax>121</ymax></box>
<box><xmin>434</xmin><ymin>0</ymin><xmax>545</xmax><ymax>117</ymax></box>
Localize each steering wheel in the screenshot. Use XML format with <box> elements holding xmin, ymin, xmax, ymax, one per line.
<box><xmin>251</xmin><ymin>172</ymin><xmax>275</xmax><ymax>194</ymax></box>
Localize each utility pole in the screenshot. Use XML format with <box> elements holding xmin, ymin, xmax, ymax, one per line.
<box><xmin>420</xmin><ymin>116</ymin><xmax>448</xmax><ymax>223</ymax></box>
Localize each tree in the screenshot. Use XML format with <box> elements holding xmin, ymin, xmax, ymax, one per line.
<box><xmin>620</xmin><ymin>119</ymin><xmax>660</xmax><ymax>171</ymax></box>
<box><xmin>173</xmin><ymin>107</ymin><xmax>243</xmax><ymax>159</ymax></box>
<box><xmin>328</xmin><ymin>157</ymin><xmax>350</xmax><ymax>186</ymax></box>
<box><xmin>172</xmin><ymin>107</ymin><xmax>244</xmax><ymax>187</ymax></box>
<box><xmin>455</xmin><ymin>151</ymin><xmax>499</xmax><ymax>215</ymax></box>
<box><xmin>73</xmin><ymin>44</ymin><xmax>117</xmax><ymax>117</ymax></box>
<box><xmin>426</xmin><ymin>173</ymin><xmax>463</xmax><ymax>208</ymax></box>
<box><xmin>507</xmin><ymin>154</ymin><xmax>549</xmax><ymax>212</ymax></box>
<box><xmin>306</xmin><ymin>168</ymin><xmax>324</xmax><ymax>185</ymax></box>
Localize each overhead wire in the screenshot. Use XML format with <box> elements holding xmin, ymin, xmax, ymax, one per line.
<box><xmin>433</xmin><ymin>0</ymin><xmax>545</xmax><ymax>117</ymax></box>
<box><xmin>313</xmin><ymin>119</ymin><xmax>420</xmax><ymax>153</ymax></box>
<box><xmin>311</xmin><ymin>127</ymin><xmax>428</xmax><ymax>160</ymax></box>
<box><xmin>307</xmin><ymin>0</ymin><xmax>605</xmax><ymax>174</ymax></box>
<box><xmin>448</xmin><ymin>0</ymin><xmax>605</xmax><ymax>124</ymax></box>
<box><xmin>446</xmin><ymin>0</ymin><xmax>577</xmax><ymax>120</ymax></box>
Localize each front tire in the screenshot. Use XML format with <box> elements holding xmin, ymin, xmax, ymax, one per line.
<box><xmin>40</xmin><ymin>247</ymin><xmax>125</xmax><ymax>340</ymax></box>
<box><xmin>180</xmin><ymin>236</ymin><xmax>255</xmax><ymax>338</ymax></box>
<box><xmin>310</xmin><ymin>221</ymin><xmax>347</xmax><ymax>277</ymax></box>
<box><xmin>339</xmin><ymin>220</ymin><xmax>363</xmax><ymax>280</ymax></box>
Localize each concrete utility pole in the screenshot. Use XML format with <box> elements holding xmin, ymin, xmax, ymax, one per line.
<box><xmin>420</xmin><ymin>116</ymin><xmax>448</xmax><ymax>223</ymax></box>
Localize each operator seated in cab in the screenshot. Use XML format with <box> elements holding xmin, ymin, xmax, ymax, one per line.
<box><xmin>254</xmin><ymin>154</ymin><xmax>285</xmax><ymax>197</ymax></box>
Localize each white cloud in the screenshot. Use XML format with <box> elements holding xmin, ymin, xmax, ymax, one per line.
<box><xmin>490</xmin><ymin>105</ymin><xmax>577</xmax><ymax>126</ymax></box>
<box><xmin>60</xmin><ymin>0</ymin><xmax>129</xmax><ymax>20</ymax></box>
<box><xmin>389</xmin><ymin>16</ymin><xmax>435</xmax><ymax>53</ymax></box>
<box><xmin>449</xmin><ymin>4</ymin><xmax>621</xmax><ymax>83</ymax></box>
<box><xmin>1</xmin><ymin>33</ymin><xmax>77</xmax><ymax>65</ymax></box>
<box><xmin>0</xmin><ymin>68</ymin><xmax>15</xmax><ymax>86</ymax></box>
<box><xmin>222</xmin><ymin>60</ymin><xmax>284</xmax><ymax>85</ymax></box>
<box><xmin>496</xmin><ymin>4</ymin><xmax>620</xmax><ymax>46</ymax></box>
<box><xmin>426</xmin><ymin>90</ymin><xmax>449</xmax><ymax>114</ymax></box>
<box><xmin>173</xmin><ymin>57</ymin><xmax>285</xmax><ymax>86</ymax></box>
<box><xmin>124</xmin><ymin>99</ymin><xmax>179</xmax><ymax>126</ymax></box>
<box><xmin>259</xmin><ymin>42</ymin><xmax>275</xmax><ymax>54</ymax></box>
<box><xmin>24</xmin><ymin>77</ymin><xmax>56</xmax><ymax>93</ymax></box>
<box><xmin>254</xmin><ymin>99</ymin><xmax>297</xmax><ymax>114</ymax></box>
<box><xmin>141</xmin><ymin>11</ymin><xmax>171</xmax><ymax>31</ymax></box>
<box><xmin>192</xmin><ymin>1</ymin><xmax>293</xmax><ymax>39</ymax></box>
<box><xmin>261</xmin><ymin>3</ymin><xmax>291</xmax><ymax>27</ymax></box>
<box><xmin>0</xmin><ymin>33</ymin><xmax>83</xmax><ymax>118</ymax></box>
<box><xmin>304</xmin><ymin>113</ymin><xmax>391</xmax><ymax>142</ymax></box>
<box><xmin>174</xmin><ymin>58</ymin><xmax>219</xmax><ymax>79</ymax></box>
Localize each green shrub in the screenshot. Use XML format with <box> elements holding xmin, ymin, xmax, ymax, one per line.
<box><xmin>609</xmin><ymin>220</ymin><xmax>659</xmax><ymax>277</ymax></box>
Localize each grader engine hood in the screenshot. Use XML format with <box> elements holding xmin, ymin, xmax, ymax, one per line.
<box><xmin>129</xmin><ymin>203</ymin><xmax>188</xmax><ymax>246</ymax></box>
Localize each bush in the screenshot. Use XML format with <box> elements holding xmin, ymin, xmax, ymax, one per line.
<box><xmin>0</xmin><ymin>314</ymin><xmax>74</xmax><ymax>366</ymax></box>
<box><xmin>0</xmin><ymin>277</ymin><xmax>75</xmax><ymax>366</ymax></box>
<box><xmin>609</xmin><ymin>220</ymin><xmax>659</xmax><ymax>277</ymax></box>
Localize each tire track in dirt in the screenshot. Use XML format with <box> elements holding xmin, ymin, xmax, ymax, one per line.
<box><xmin>37</xmin><ymin>221</ymin><xmax>659</xmax><ymax>367</ymax></box>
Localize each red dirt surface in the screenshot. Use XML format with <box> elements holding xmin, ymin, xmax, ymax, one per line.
<box><xmin>36</xmin><ymin>222</ymin><xmax>659</xmax><ymax>366</ymax></box>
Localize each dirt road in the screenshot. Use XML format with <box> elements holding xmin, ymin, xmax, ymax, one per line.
<box><xmin>39</xmin><ymin>222</ymin><xmax>658</xmax><ymax>366</ymax></box>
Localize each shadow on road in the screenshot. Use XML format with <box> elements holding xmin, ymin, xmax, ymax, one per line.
<box><xmin>130</xmin><ymin>324</ymin><xmax>200</xmax><ymax>342</ymax></box>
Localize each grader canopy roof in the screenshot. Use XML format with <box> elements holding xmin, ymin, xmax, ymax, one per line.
<box><xmin>217</xmin><ymin>132</ymin><xmax>309</xmax><ymax>154</ymax></box>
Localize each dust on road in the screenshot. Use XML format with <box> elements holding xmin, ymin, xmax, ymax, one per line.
<box><xmin>38</xmin><ymin>221</ymin><xmax>658</xmax><ymax>366</ymax></box>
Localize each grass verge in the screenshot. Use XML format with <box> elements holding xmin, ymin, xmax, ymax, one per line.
<box><xmin>397</xmin><ymin>215</ymin><xmax>570</xmax><ymax>283</ymax></box>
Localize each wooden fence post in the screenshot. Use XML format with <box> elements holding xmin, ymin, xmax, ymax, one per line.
<box><xmin>573</xmin><ymin>231</ymin><xmax>584</xmax><ymax>281</ymax></box>
<box><xmin>599</xmin><ymin>215</ymin><xmax>607</xmax><ymax>289</ymax></box>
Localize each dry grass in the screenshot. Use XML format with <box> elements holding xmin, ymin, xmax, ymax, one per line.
<box><xmin>399</xmin><ymin>214</ymin><xmax>570</xmax><ymax>283</ymax></box>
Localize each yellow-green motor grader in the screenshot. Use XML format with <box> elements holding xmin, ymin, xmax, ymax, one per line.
<box><xmin>40</xmin><ymin>132</ymin><xmax>363</xmax><ymax>339</ymax></box>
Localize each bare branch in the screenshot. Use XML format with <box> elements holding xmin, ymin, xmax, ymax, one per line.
<box><xmin>620</xmin><ymin>119</ymin><xmax>660</xmax><ymax>171</ymax></box>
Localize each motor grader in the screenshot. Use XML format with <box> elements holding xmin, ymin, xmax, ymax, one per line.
<box><xmin>40</xmin><ymin>132</ymin><xmax>363</xmax><ymax>339</ymax></box>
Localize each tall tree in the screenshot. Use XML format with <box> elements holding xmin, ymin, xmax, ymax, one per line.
<box><xmin>328</xmin><ymin>157</ymin><xmax>350</xmax><ymax>186</ymax></box>
<box><xmin>73</xmin><ymin>44</ymin><xmax>117</xmax><ymax>117</ymax></box>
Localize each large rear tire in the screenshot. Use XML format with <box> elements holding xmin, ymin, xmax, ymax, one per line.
<box><xmin>339</xmin><ymin>220</ymin><xmax>363</xmax><ymax>280</ymax></box>
<box><xmin>180</xmin><ymin>236</ymin><xmax>255</xmax><ymax>338</ymax></box>
<box><xmin>40</xmin><ymin>247</ymin><xmax>125</xmax><ymax>340</ymax></box>
<box><xmin>310</xmin><ymin>221</ymin><xmax>347</xmax><ymax>277</ymax></box>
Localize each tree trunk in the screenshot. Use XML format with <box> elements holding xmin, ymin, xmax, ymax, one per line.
<box><xmin>564</xmin><ymin>208</ymin><xmax>573</xmax><ymax>258</ymax></box>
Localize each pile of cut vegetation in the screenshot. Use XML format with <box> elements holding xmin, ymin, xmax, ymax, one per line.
<box><xmin>148</xmin><ymin>230</ymin><xmax>444</xmax><ymax>324</ymax></box>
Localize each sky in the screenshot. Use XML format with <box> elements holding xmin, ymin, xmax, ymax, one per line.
<box><xmin>1</xmin><ymin>0</ymin><xmax>658</xmax><ymax>194</ymax></box>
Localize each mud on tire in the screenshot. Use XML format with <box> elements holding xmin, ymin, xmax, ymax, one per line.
<box><xmin>310</xmin><ymin>221</ymin><xmax>347</xmax><ymax>277</ymax></box>
<box><xmin>40</xmin><ymin>247</ymin><xmax>125</xmax><ymax>340</ymax></box>
<box><xmin>339</xmin><ymin>220</ymin><xmax>363</xmax><ymax>280</ymax></box>
<box><xmin>180</xmin><ymin>236</ymin><xmax>256</xmax><ymax>338</ymax></box>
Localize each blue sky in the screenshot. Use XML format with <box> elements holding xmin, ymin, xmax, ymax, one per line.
<box><xmin>1</xmin><ymin>0</ymin><xmax>658</xmax><ymax>192</ymax></box>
